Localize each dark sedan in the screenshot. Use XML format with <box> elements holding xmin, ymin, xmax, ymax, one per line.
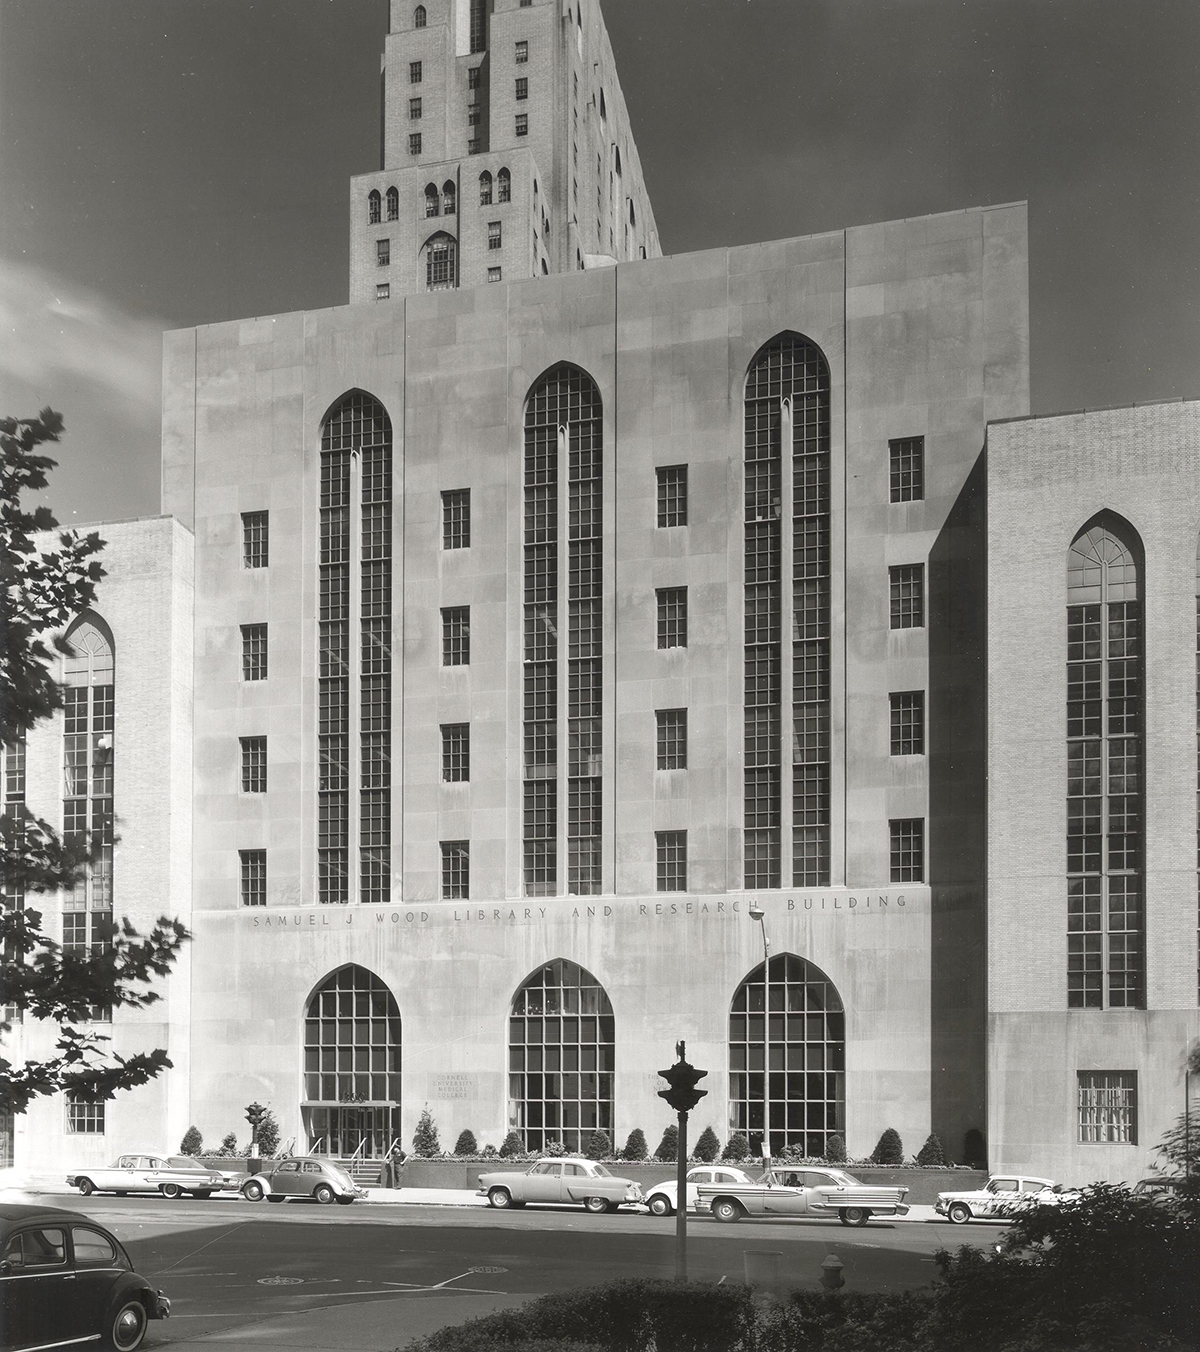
<box><xmin>0</xmin><ymin>1203</ymin><xmax>169</xmax><ymax>1351</ymax></box>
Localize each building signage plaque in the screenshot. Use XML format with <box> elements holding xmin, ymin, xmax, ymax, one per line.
<box><xmin>433</xmin><ymin>1075</ymin><xmax>475</xmax><ymax>1101</ymax></box>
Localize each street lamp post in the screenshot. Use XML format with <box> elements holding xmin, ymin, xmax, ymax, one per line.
<box><xmin>748</xmin><ymin>902</ymin><xmax>770</xmax><ymax>1159</ymax></box>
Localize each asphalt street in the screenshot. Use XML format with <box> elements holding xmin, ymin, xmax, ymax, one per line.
<box><xmin>16</xmin><ymin>1192</ymin><xmax>1009</xmax><ymax>1351</ymax></box>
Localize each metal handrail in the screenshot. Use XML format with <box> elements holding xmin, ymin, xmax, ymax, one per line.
<box><xmin>309</xmin><ymin>1136</ymin><xmax>325</xmax><ymax>1156</ymax></box>
<box><xmin>348</xmin><ymin>1138</ymin><xmax>367</xmax><ymax>1164</ymax></box>
<box><xmin>276</xmin><ymin>1138</ymin><xmax>295</xmax><ymax>1159</ymax></box>
<box><xmin>383</xmin><ymin>1136</ymin><xmax>403</xmax><ymax>1162</ymax></box>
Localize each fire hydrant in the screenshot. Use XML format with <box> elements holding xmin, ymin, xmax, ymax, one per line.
<box><xmin>820</xmin><ymin>1253</ymin><xmax>845</xmax><ymax>1291</ymax></box>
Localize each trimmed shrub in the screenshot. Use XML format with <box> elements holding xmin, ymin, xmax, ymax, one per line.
<box><xmin>499</xmin><ymin>1130</ymin><xmax>524</xmax><ymax>1158</ymax></box>
<box><xmin>481</xmin><ymin>1142</ymin><xmax>498</xmax><ymax>1157</ymax></box>
<box><xmin>692</xmin><ymin>1126</ymin><xmax>720</xmax><ymax>1162</ymax></box>
<box><xmin>585</xmin><ymin>1129</ymin><xmax>611</xmax><ymax>1160</ymax></box>
<box><xmin>962</xmin><ymin>1126</ymin><xmax>987</xmax><ymax>1169</ymax></box>
<box><xmin>213</xmin><ymin>1132</ymin><xmax>239</xmax><ymax>1158</ymax></box>
<box><xmin>620</xmin><ymin>1128</ymin><xmax>647</xmax><ymax>1161</ymax></box>
<box><xmin>453</xmin><ymin>1129</ymin><xmax>478</xmax><ymax>1156</ymax></box>
<box><xmin>179</xmin><ymin>1125</ymin><xmax>203</xmax><ymax>1156</ymax></box>
<box><xmin>546</xmin><ymin>1139</ymin><xmax>567</xmax><ymax>1157</ymax></box>
<box><xmin>412</xmin><ymin>1107</ymin><xmax>441</xmax><ymax>1157</ymax></box>
<box><xmin>870</xmin><ymin>1127</ymin><xmax>904</xmax><ymax>1165</ymax></box>
<box><xmin>823</xmin><ymin>1132</ymin><xmax>847</xmax><ymax>1164</ymax></box>
<box><xmin>916</xmin><ymin>1132</ymin><xmax>946</xmax><ymax>1166</ymax></box>
<box><xmin>255</xmin><ymin>1107</ymin><xmax>280</xmax><ymax>1157</ymax></box>
<box><xmin>720</xmin><ymin>1131</ymin><xmax>750</xmax><ymax>1161</ymax></box>
<box><xmin>654</xmin><ymin>1123</ymin><xmax>678</xmax><ymax>1162</ymax></box>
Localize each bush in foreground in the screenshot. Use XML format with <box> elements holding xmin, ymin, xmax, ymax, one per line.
<box><xmin>692</xmin><ymin>1126</ymin><xmax>720</xmax><ymax>1162</ymax></box>
<box><xmin>654</xmin><ymin>1123</ymin><xmax>678</xmax><ymax>1161</ymax></box>
<box><xmin>499</xmin><ymin>1131</ymin><xmax>524</xmax><ymax>1158</ymax></box>
<box><xmin>586</xmin><ymin>1130</ymin><xmax>611</xmax><ymax>1160</ymax></box>
<box><xmin>412</xmin><ymin>1107</ymin><xmax>441</xmax><ymax>1157</ymax></box>
<box><xmin>179</xmin><ymin>1125</ymin><xmax>202</xmax><ymax>1156</ymax></box>
<box><xmin>453</xmin><ymin>1129</ymin><xmax>478</xmax><ymax>1156</ymax></box>
<box><xmin>823</xmin><ymin>1132</ymin><xmax>847</xmax><ymax>1163</ymax></box>
<box><xmin>620</xmin><ymin>1128</ymin><xmax>647</xmax><ymax>1161</ymax></box>
<box><xmin>870</xmin><ymin>1127</ymin><xmax>904</xmax><ymax>1165</ymax></box>
<box><xmin>915</xmin><ymin>1132</ymin><xmax>946</xmax><ymax>1166</ymax></box>
<box><xmin>721</xmin><ymin>1131</ymin><xmax>750</xmax><ymax>1161</ymax></box>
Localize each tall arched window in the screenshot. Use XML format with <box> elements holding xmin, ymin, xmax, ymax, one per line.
<box><xmin>1067</xmin><ymin>517</ymin><xmax>1144</xmax><ymax>1008</ymax></box>
<box><xmin>442</xmin><ymin>179</ymin><xmax>456</xmax><ymax>215</ymax></box>
<box><xmin>497</xmin><ymin>167</ymin><xmax>511</xmax><ymax>203</ymax></box>
<box><xmin>424</xmin><ymin>183</ymin><xmax>440</xmax><ymax>218</ymax></box>
<box><xmin>303</xmin><ymin>966</ymin><xmax>401</xmax><ymax>1157</ymax></box>
<box><xmin>1196</xmin><ymin>536</ymin><xmax>1200</xmax><ymax>1004</ymax></box>
<box><xmin>744</xmin><ymin>335</ymin><xmax>831</xmax><ymax>889</ymax></box>
<box><xmin>522</xmin><ymin>365</ymin><xmax>604</xmax><ymax>896</ymax></box>
<box><xmin>414</xmin><ymin>4</ymin><xmax>426</xmax><ymax>26</ymax></box>
<box><xmin>508</xmin><ymin>960</ymin><xmax>614</xmax><ymax>1152</ymax></box>
<box><xmin>368</xmin><ymin>189</ymin><xmax>381</xmax><ymax>224</ymax></box>
<box><xmin>479</xmin><ymin>170</ymin><xmax>493</xmax><ymax>205</ymax></box>
<box><xmin>62</xmin><ymin>617</ymin><xmax>115</xmax><ymax>1000</ymax></box>
<box><xmin>424</xmin><ymin>232</ymin><xmax>457</xmax><ymax>291</ymax></box>
<box><xmin>318</xmin><ymin>393</ymin><xmax>393</xmax><ymax>905</ymax></box>
<box><xmin>730</xmin><ymin>954</ymin><xmax>844</xmax><ymax>1157</ymax></box>
<box><xmin>386</xmin><ymin>186</ymin><xmax>399</xmax><ymax>221</ymax></box>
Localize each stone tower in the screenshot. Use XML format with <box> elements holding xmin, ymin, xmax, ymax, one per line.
<box><xmin>349</xmin><ymin>0</ymin><xmax>661</xmax><ymax>302</ymax></box>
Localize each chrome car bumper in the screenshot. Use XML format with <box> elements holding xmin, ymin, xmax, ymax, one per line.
<box><xmin>154</xmin><ymin>1291</ymin><xmax>172</xmax><ymax>1320</ymax></box>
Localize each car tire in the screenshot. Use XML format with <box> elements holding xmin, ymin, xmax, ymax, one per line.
<box><xmin>583</xmin><ymin>1195</ymin><xmax>609</xmax><ymax>1215</ymax></box>
<box><xmin>77</xmin><ymin>1177</ymin><xmax>95</xmax><ymax>1197</ymax></box>
<box><xmin>160</xmin><ymin>1183</ymin><xmax>183</xmax><ymax>1200</ymax></box>
<box><xmin>648</xmin><ymin>1194</ymin><xmax>673</xmax><ymax>1217</ymax></box>
<box><xmin>487</xmin><ymin>1187</ymin><xmax>513</xmax><ymax>1209</ymax></box>
<box><xmin>336</xmin><ymin>1196</ymin><xmax>355</xmax><ymax>1206</ymax></box>
<box><xmin>314</xmin><ymin>1183</ymin><xmax>336</xmax><ymax>1205</ymax></box>
<box><xmin>242</xmin><ymin>1180</ymin><xmax>266</xmax><ymax>1202</ymax></box>
<box><xmin>712</xmin><ymin>1198</ymin><xmax>744</xmax><ymax>1223</ymax></box>
<box><xmin>947</xmin><ymin>1202</ymin><xmax>972</xmax><ymax>1225</ymax></box>
<box><xmin>106</xmin><ymin>1297</ymin><xmax>148</xmax><ymax>1351</ymax></box>
<box><xmin>839</xmin><ymin>1207</ymin><xmax>870</xmax><ymax>1227</ymax></box>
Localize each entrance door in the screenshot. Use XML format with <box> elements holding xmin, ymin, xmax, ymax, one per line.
<box><xmin>304</xmin><ymin>1106</ymin><xmax>396</xmax><ymax>1156</ymax></box>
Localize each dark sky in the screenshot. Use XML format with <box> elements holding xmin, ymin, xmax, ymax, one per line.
<box><xmin>2</xmin><ymin>0</ymin><xmax>1199</xmax><ymax>523</ymax></box>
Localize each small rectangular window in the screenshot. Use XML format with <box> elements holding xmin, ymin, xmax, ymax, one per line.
<box><xmin>442</xmin><ymin>488</ymin><xmax>471</xmax><ymax>549</ymax></box>
<box><xmin>889</xmin><ymin>819</ymin><xmax>924</xmax><ymax>882</ymax></box>
<box><xmin>468</xmin><ymin>106</ymin><xmax>480</xmax><ymax>126</ymax></box>
<box><xmin>889</xmin><ymin>692</ymin><xmax>925</xmax><ymax>756</ymax></box>
<box><xmin>441</xmin><ymin>840</ymin><xmax>470</xmax><ymax>898</ymax></box>
<box><xmin>66</xmin><ymin>1094</ymin><xmax>105</xmax><ymax>1134</ymax></box>
<box><xmin>656</xmin><ymin>465</ymin><xmax>688</xmax><ymax>528</ymax></box>
<box><xmin>1078</xmin><ymin>1071</ymin><xmax>1137</xmax><ymax>1144</ymax></box>
<box><xmin>468</xmin><ymin>138</ymin><xmax>481</xmax><ymax>155</ymax></box>
<box><xmin>889</xmin><ymin>436</ymin><xmax>925</xmax><ymax>503</ymax></box>
<box><xmin>468</xmin><ymin>66</ymin><xmax>481</xmax><ymax>89</ymax></box>
<box><xmin>409</xmin><ymin>96</ymin><xmax>422</xmax><ymax>120</ymax></box>
<box><xmin>241</xmin><ymin>624</ymin><xmax>267</xmax><ymax>681</ymax></box>
<box><xmin>241</xmin><ymin>511</ymin><xmax>268</xmax><ymax>568</ymax></box>
<box><xmin>656</xmin><ymin>830</ymin><xmax>688</xmax><ymax>892</ymax></box>
<box><xmin>515</xmin><ymin>77</ymin><xmax>528</xmax><ymax>100</ymax></box>
<box><xmin>656</xmin><ymin>587</ymin><xmax>688</xmax><ymax>650</ymax></box>
<box><xmin>515</xmin><ymin>39</ymin><xmax>528</xmax><ymax>63</ymax></box>
<box><xmin>376</xmin><ymin>283</ymin><xmax>390</xmax><ymax>301</ymax></box>
<box><xmin>240</xmin><ymin>848</ymin><xmax>266</xmax><ymax>907</ymax></box>
<box><xmin>240</xmin><ymin>736</ymin><xmax>267</xmax><ymax>793</ymax></box>
<box><xmin>410</xmin><ymin>60</ymin><xmax>422</xmax><ymax>83</ymax></box>
<box><xmin>442</xmin><ymin>606</ymin><xmax>470</xmax><ymax>666</ymax></box>
<box><xmin>889</xmin><ymin>564</ymin><xmax>924</xmax><ymax>629</ymax></box>
<box><xmin>515</xmin><ymin>113</ymin><xmax>528</xmax><ymax>137</ymax></box>
<box><xmin>487</xmin><ymin>266</ymin><xmax>502</xmax><ymax>283</ymax></box>
<box><xmin>409</xmin><ymin>132</ymin><xmax>422</xmax><ymax>156</ymax></box>
<box><xmin>441</xmin><ymin>723</ymin><xmax>470</xmax><ymax>782</ymax></box>
<box><xmin>488</xmin><ymin>220</ymin><xmax>502</xmax><ymax>250</ymax></box>
<box><xmin>656</xmin><ymin>709</ymin><xmax>688</xmax><ymax>769</ymax></box>
<box><xmin>376</xmin><ymin>239</ymin><xmax>390</xmax><ymax>266</ymax></box>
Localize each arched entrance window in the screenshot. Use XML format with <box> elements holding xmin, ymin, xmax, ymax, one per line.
<box><xmin>508</xmin><ymin>959</ymin><xmax>613</xmax><ymax>1153</ymax></box>
<box><xmin>729</xmin><ymin>954</ymin><xmax>844</xmax><ymax>1157</ymax></box>
<box><xmin>303</xmin><ymin>965</ymin><xmax>401</xmax><ymax>1157</ymax></box>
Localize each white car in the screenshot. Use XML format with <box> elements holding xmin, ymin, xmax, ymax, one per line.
<box><xmin>478</xmin><ymin>1158</ymin><xmax>645</xmax><ymax>1213</ymax></box>
<box><xmin>644</xmin><ymin>1166</ymin><xmax>756</xmax><ymax>1217</ymax></box>
<box><xmin>935</xmin><ymin>1174</ymin><xmax>1077</xmax><ymax>1224</ymax></box>
<box><xmin>66</xmin><ymin>1153</ymin><xmax>244</xmax><ymax>1199</ymax></box>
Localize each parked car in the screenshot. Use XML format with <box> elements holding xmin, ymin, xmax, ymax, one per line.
<box><xmin>66</xmin><ymin>1153</ymin><xmax>244</xmax><ymax>1199</ymax></box>
<box><xmin>644</xmin><ymin>1166</ymin><xmax>756</xmax><ymax>1217</ymax></box>
<box><xmin>935</xmin><ymin>1174</ymin><xmax>1077</xmax><ymax>1224</ymax></box>
<box><xmin>698</xmin><ymin>1166</ymin><xmax>910</xmax><ymax>1227</ymax></box>
<box><xmin>0</xmin><ymin>1202</ymin><xmax>170</xmax><ymax>1351</ymax></box>
<box><xmin>478</xmin><ymin>1158</ymin><xmax>645</xmax><ymax>1213</ymax></box>
<box><xmin>241</xmin><ymin>1157</ymin><xmax>366</xmax><ymax>1205</ymax></box>
<box><xmin>1131</xmin><ymin>1176</ymin><xmax>1185</xmax><ymax>1205</ymax></box>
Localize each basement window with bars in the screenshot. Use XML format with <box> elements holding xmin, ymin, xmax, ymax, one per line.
<box><xmin>1078</xmin><ymin>1070</ymin><xmax>1137</xmax><ymax>1143</ymax></box>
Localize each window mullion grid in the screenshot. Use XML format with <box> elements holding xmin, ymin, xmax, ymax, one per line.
<box><xmin>1104</xmin><ymin>600</ymin><xmax>1143</xmax><ymax>1008</ymax></box>
<box><xmin>319</xmin><ymin>449</ymin><xmax>352</xmax><ymax>904</ymax></box>
<box><xmin>1066</xmin><ymin>603</ymin><xmax>1103</xmax><ymax>1006</ymax></box>
<box><xmin>360</xmin><ymin>437</ymin><xmax>392</xmax><ymax>904</ymax></box>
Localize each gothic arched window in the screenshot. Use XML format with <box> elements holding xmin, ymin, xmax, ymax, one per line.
<box><xmin>368</xmin><ymin>189</ymin><xmax>381</xmax><ymax>224</ymax></box>
<box><xmin>730</xmin><ymin>954</ymin><xmax>844</xmax><ymax>1157</ymax></box>
<box><xmin>1067</xmin><ymin>516</ymin><xmax>1144</xmax><ymax>1009</ymax></box>
<box><xmin>442</xmin><ymin>179</ymin><xmax>456</xmax><ymax>215</ymax></box>
<box><xmin>425</xmin><ymin>183</ymin><xmax>440</xmax><ymax>218</ymax></box>
<box><xmin>318</xmin><ymin>392</ymin><xmax>393</xmax><ymax>905</ymax></box>
<box><xmin>508</xmin><ymin>959</ymin><xmax>614</xmax><ymax>1153</ymax></box>
<box><xmin>497</xmin><ymin>167</ymin><xmax>511</xmax><ymax>203</ymax></box>
<box><xmin>522</xmin><ymin>364</ymin><xmax>604</xmax><ymax>896</ymax></box>
<box><xmin>414</xmin><ymin>4</ymin><xmax>426</xmax><ymax>27</ymax></box>
<box><xmin>479</xmin><ymin>170</ymin><xmax>493</xmax><ymax>206</ymax></box>
<box><xmin>424</xmin><ymin>232</ymin><xmax>457</xmax><ymax>291</ymax></box>
<box><xmin>743</xmin><ymin>334</ymin><xmax>831</xmax><ymax>890</ymax></box>
<box><xmin>386</xmin><ymin>186</ymin><xmax>399</xmax><ymax>221</ymax></box>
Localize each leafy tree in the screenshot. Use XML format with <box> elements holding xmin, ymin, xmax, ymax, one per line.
<box><xmin>546</xmin><ymin>1138</ymin><xmax>567</xmax><ymax>1157</ymax></box>
<box><xmin>412</xmin><ymin>1106</ymin><xmax>441</xmax><ymax>1156</ymax></box>
<box><xmin>499</xmin><ymin>1130</ymin><xmax>523</xmax><ymax>1158</ymax></box>
<box><xmin>179</xmin><ymin>1125</ymin><xmax>203</xmax><ymax>1156</ymax></box>
<box><xmin>720</xmin><ymin>1131</ymin><xmax>750</xmax><ymax>1161</ymax></box>
<box><xmin>454</xmin><ymin>1129</ymin><xmax>478</xmax><ymax>1156</ymax></box>
<box><xmin>692</xmin><ymin>1126</ymin><xmax>720</xmax><ymax>1162</ymax></box>
<box><xmin>585</xmin><ymin>1129</ymin><xmax>611</xmax><ymax>1160</ymax></box>
<box><xmin>654</xmin><ymin>1122</ymin><xmax>678</xmax><ymax>1162</ymax></box>
<box><xmin>0</xmin><ymin>410</ymin><xmax>189</xmax><ymax>1117</ymax></box>
<box><xmin>871</xmin><ymin>1127</ymin><xmax>904</xmax><ymax>1165</ymax></box>
<box><xmin>255</xmin><ymin>1106</ymin><xmax>280</xmax><ymax>1157</ymax></box>
<box><xmin>916</xmin><ymin>1132</ymin><xmax>946</xmax><ymax>1166</ymax></box>
<box><xmin>823</xmin><ymin>1132</ymin><xmax>847</xmax><ymax>1163</ymax></box>
<box><xmin>620</xmin><ymin>1128</ymin><xmax>647</xmax><ymax>1161</ymax></box>
<box><xmin>214</xmin><ymin>1132</ymin><xmax>239</xmax><ymax>1158</ymax></box>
